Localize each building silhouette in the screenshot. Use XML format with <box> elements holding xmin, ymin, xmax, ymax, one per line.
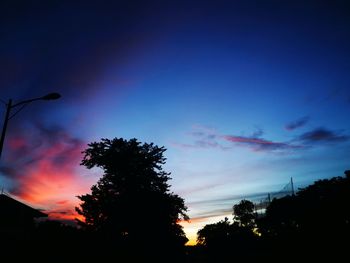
<box><xmin>0</xmin><ymin>193</ymin><xmax>47</xmax><ymax>237</ymax></box>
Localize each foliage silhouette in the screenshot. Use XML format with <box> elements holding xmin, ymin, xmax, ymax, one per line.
<box><xmin>195</xmin><ymin>171</ymin><xmax>350</xmax><ymax>261</ymax></box>
<box><xmin>233</xmin><ymin>199</ymin><xmax>256</xmax><ymax>229</ymax></box>
<box><xmin>197</xmin><ymin>201</ymin><xmax>259</xmax><ymax>260</ymax></box>
<box><xmin>197</xmin><ymin>217</ymin><xmax>231</xmax><ymax>247</ymax></box>
<box><xmin>257</xmin><ymin>170</ymin><xmax>350</xmax><ymax>260</ymax></box>
<box><xmin>76</xmin><ymin>138</ymin><xmax>188</xmax><ymax>260</ymax></box>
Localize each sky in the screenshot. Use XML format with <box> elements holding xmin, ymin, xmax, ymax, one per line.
<box><xmin>1</xmin><ymin>0</ymin><xmax>350</xmax><ymax>245</ymax></box>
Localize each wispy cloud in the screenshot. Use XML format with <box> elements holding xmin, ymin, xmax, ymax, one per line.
<box><xmin>174</xmin><ymin>126</ymin><xmax>299</xmax><ymax>152</ymax></box>
<box><xmin>221</xmin><ymin>135</ymin><xmax>296</xmax><ymax>152</ymax></box>
<box><xmin>173</xmin><ymin>125</ymin><xmax>228</xmax><ymax>150</ymax></box>
<box><xmin>285</xmin><ymin>116</ymin><xmax>309</xmax><ymax>131</ymax></box>
<box><xmin>188</xmin><ymin>192</ymin><xmax>270</xmax><ymax>207</ymax></box>
<box><xmin>189</xmin><ymin>208</ymin><xmax>233</xmax><ymax>221</ymax></box>
<box><xmin>174</xmin><ymin>125</ymin><xmax>349</xmax><ymax>153</ymax></box>
<box><xmin>297</xmin><ymin>127</ymin><xmax>349</xmax><ymax>144</ymax></box>
<box><xmin>178</xmin><ymin>182</ymin><xmax>227</xmax><ymax>196</ymax></box>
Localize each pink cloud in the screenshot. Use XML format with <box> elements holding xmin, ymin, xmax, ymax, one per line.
<box><xmin>173</xmin><ymin>125</ymin><xmax>299</xmax><ymax>152</ymax></box>
<box><xmin>222</xmin><ymin>135</ymin><xmax>291</xmax><ymax>151</ymax></box>
<box><xmin>0</xmin><ymin>124</ymin><xmax>98</xmax><ymax>222</ymax></box>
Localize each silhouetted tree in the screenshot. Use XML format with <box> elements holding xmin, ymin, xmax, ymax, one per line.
<box><xmin>258</xmin><ymin>171</ymin><xmax>350</xmax><ymax>260</ymax></box>
<box><xmin>197</xmin><ymin>214</ymin><xmax>259</xmax><ymax>260</ymax></box>
<box><xmin>193</xmin><ymin>171</ymin><xmax>350</xmax><ymax>261</ymax></box>
<box><xmin>76</xmin><ymin>138</ymin><xmax>188</xmax><ymax>260</ymax></box>
<box><xmin>197</xmin><ymin>217</ymin><xmax>231</xmax><ymax>246</ymax></box>
<box><xmin>233</xmin><ymin>199</ymin><xmax>256</xmax><ymax>228</ymax></box>
<box><xmin>345</xmin><ymin>170</ymin><xmax>350</xmax><ymax>179</ymax></box>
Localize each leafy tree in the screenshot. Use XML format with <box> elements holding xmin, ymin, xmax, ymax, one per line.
<box><xmin>233</xmin><ymin>199</ymin><xmax>256</xmax><ymax>228</ymax></box>
<box><xmin>76</xmin><ymin>138</ymin><xmax>188</xmax><ymax>258</ymax></box>
<box><xmin>197</xmin><ymin>215</ymin><xmax>259</xmax><ymax>260</ymax></box>
<box><xmin>197</xmin><ymin>217</ymin><xmax>231</xmax><ymax>246</ymax></box>
<box><xmin>258</xmin><ymin>171</ymin><xmax>350</xmax><ymax>260</ymax></box>
<box><xmin>261</xmin><ymin>172</ymin><xmax>350</xmax><ymax>237</ymax></box>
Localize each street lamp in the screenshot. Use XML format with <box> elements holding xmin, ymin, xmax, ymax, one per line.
<box><xmin>0</xmin><ymin>92</ymin><xmax>61</xmax><ymax>160</ymax></box>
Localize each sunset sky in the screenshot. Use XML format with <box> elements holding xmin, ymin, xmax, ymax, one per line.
<box><xmin>1</xmin><ymin>0</ymin><xmax>350</xmax><ymax>245</ymax></box>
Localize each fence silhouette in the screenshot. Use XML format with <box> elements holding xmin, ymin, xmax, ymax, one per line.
<box><xmin>254</xmin><ymin>178</ymin><xmax>295</xmax><ymax>214</ymax></box>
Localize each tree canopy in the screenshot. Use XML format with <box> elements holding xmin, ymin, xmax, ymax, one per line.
<box><xmin>260</xmin><ymin>172</ymin><xmax>350</xmax><ymax>238</ymax></box>
<box><xmin>197</xmin><ymin>217</ymin><xmax>231</xmax><ymax>246</ymax></box>
<box><xmin>76</xmin><ymin>138</ymin><xmax>188</xmax><ymax>256</ymax></box>
<box><xmin>233</xmin><ymin>199</ymin><xmax>256</xmax><ymax>228</ymax></box>
<box><xmin>197</xmin><ymin>200</ymin><xmax>259</xmax><ymax>260</ymax></box>
<box><xmin>196</xmin><ymin>172</ymin><xmax>350</xmax><ymax>260</ymax></box>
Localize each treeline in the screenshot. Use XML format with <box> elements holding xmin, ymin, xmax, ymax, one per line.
<box><xmin>1</xmin><ymin>137</ymin><xmax>349</xmax><ymax>262</ymax></box>
<box><xmin>192</xmin><ymin>170</ymin><xmax>350</xmax><ymax>261</ymax></box>
<box><xmin>1</xmin><ymin>138</ymin><xmax>188</xmax><ymax>263</ymax></box>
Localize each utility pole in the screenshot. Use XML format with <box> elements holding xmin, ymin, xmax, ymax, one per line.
<box><xmin>291</xmin><ymin>177</ymin><xmax>295</xmax><ymax>196</ymax></box>
<box><xmin>0</xmin><ymin>99</ymin><xmax>12</xmax><ymax>160</ymax></box>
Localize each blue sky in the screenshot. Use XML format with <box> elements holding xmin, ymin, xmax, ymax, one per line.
<box><xmin>0</xmin><ymin>0</ymin><xmax>350</xmax><ymax>244</ymax></box>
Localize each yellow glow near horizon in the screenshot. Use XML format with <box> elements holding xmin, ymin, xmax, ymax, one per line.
<box><xmin>181</xmin><ymin>213</ymin><xmax>233</xmax><ymax>246</ymax></box>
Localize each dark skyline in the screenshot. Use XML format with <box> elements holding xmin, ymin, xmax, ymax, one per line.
<box><xmin>1</xmin><ymin>0</ymin><xmax>350</xmax><ymax>244</ymax></box>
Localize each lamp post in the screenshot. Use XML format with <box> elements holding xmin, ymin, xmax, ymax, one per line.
<box><xmin>0</xmin><ymin>92</ymin><xmax>61</xmax><ymax>160</ymax></box>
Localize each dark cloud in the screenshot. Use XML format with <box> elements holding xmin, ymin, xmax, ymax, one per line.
<box><xmin>285</xmin><ymin>116</ymin><xmax>310</xmax><ymax>131</ymax></box>
<box><xmin>186</xmin><ymin>126</ymin><xmax>294</xmax><ymax>152</ymax></box>
<box><xmin>177</xmin><ymin>125</ymin><xmax>350</xmax><ymax>153</ymax></box>
<box><xmin>175</xmin><ymin>126</ymin><xmax>301</xmax><ymax>152</ymax></box>
<box><xmin>298</xmin><ymin>127</ymin><xmax>349</xmax><ymax>144</ymax></box>
<box><xmin>218</xmin><ymin>126</ymin><xmax>299</xmax><ymax>152</ymax></box>
<box><xmin>176</xmin><ymin>123</ymin><xmax>350</xmax><ymax>156</ymax></box>
<box><xmin>222</xmin><ymin>135</ymin><xmax>296</xmax><ymax>152</ymax></box>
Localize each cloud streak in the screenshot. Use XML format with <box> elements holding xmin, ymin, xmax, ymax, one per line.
<box><xmin>221</xmin><ymin>135</ymin><xmax>295</xmax><ymax>152</ymax></box>
<box><xmin>297</xmin><ymin>127</ymin><xmax>349</xmax><ymax>144</ymax></box>
<box><xmin>175</xmin><ymin>126</ymin><xmax>300</xmax><ymax>152</ymax></box>
<box><xmin>175</xmin><ymin>125</ymin><xmax>349</xmax><ymax>153</ymax></box>
<box><xmin>285</xmin><ymin>116</ymin><xmax>309</xmax><ymax>131</ymax></box>
<box><xmin>187</xmin><ymin>191</ymin><xmax>271</xmax><ymax>207</ymax></box>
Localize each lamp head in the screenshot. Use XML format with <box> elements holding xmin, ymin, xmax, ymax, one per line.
<box><xmin>42</xmin><ymin>93</ymin><xmax>61</xmax><ymax>100</ymax></box>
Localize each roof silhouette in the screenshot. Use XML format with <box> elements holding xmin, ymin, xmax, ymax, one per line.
<box><xmin>0</xmin><ymin>193</ymin><xmax>47</xmax><ymax>218</ymax></box>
